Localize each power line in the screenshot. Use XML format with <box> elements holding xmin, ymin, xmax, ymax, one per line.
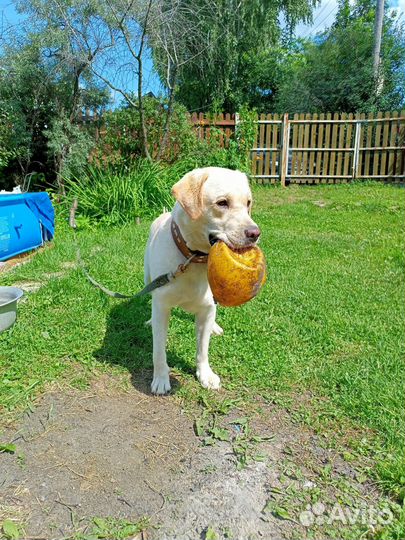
<box><xmin>302</xmin><ymin>3</ymin><xmax>338</xmax><ymax>38</ymax></box>
<box><xmin>308</xmin><ymin>0</ymin><xmax>335</xmax><ymax>28</ymax></box>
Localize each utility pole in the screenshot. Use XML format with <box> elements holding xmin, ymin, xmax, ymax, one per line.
<box><xmin>373</xmin><ymin>0</ymin><xmax>384</xmax><ymax>81</ymax></box>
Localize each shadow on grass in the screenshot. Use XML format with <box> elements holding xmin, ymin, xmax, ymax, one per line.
<box><xmin>94</xmin><ymin>295</ymin><xmax>195</xmax><ymax>395</ymax></box>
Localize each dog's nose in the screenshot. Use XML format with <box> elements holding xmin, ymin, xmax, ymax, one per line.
<box><xmin>245</xmin><ymin>226</ymin><xmax>261</xmax><ymax>241</ymax></box>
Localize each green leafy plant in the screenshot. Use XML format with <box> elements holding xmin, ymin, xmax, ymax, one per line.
<box><xmin>65</xmin><ymin>159</ymin><xmax>174</xmax><ymax>226</ymax></box>
<box><xmin>236</xmin><ymin>106</ymin><xmax>258</xmax><ymax>172</ymax></box>
<box><xmin>205</xmin><ymin>526</ymin><xmax>218</xmax><ymax>540</ymax></box>
<box><xmin>45</xmin><ymin>115</ymin><xmax>96</xmax><ymax>189</ymax></box>
<box><xmin>95</xmin><ymin>97</ymin><xmax>199</xmax><ymax>166</ymax></box>
<box><xmin>73</xmin><ymin>516</ymin><xmax>150</xmax><ymax>540</ymax></box>
<box><xmin>193</xmin><ymin>396</ymin><xmax>273</xmax><ymax>468</ymax></box>
<box><xmin>2</xmin><ymin>519</ymin><xmax>20</xmax><ymax>540</ymax></box>
<box><xmin>0</xmin><ymin>443</ymin><xmax>16</xmax><ymax>454</ymax></box>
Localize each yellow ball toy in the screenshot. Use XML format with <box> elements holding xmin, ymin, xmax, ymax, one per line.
<box><xmin>207</xmin><ymin>241</ymin><xmax>267</xmax><ymax>307</ymax></box>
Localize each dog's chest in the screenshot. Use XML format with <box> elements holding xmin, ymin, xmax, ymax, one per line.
<box><xmin>167</xmin><ymin>263</ymin><xmax>213</xmax><ymax>310</ymax></box>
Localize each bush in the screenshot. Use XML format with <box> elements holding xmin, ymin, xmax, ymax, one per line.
<box><xmin>46</xmin><ymin>115</ymin><xmax>95</xmax><ymax>184</ymax></box>
<box><xmin>94</xmin><ymin>97</ymin><xmax>199</xmax><ymax>166</ymax></box>
<box><xmin>92</xmin><ymin>99</ymin><xmax>256</xmax><ymax>177</ymax></box>
<box><xmin>0</xmin><ymin>106</ymin><xmax>31</xmax><ymax>189</ymax></box>
<box><xmin>66</xmin><ymin>160</ymin><xmax>174</xmax><ymax>227</ymax></box>
<box><xmin>175</xmin><ymin>107</ymin><xmax>257</xmax><ymax>176</ymax></box>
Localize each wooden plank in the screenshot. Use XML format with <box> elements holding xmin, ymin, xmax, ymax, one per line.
<box><xmin>205</xmin><ymin>113</ymin><xmax>211</xmax><ymax>145</ymax></box>
<box><xmin>357</xmin><ymin>113</ymin><xmax>365</xmax><ymax>176</ymax></box>
<box><xmin>398</xmin><ymin>110</ymin><xmax>405</xmax><ymax>176</ymax></box>
<box><xmin>373</xmin><ymin>111</ymin><xmax>383</xmax><ymax>175</ymax></box>
<box><xmin>302</xmin><ymin>113</ymin><xmax>311</xmax><ymax>179</ymax></box>
<box><xmin>258</xmin><ymin>113</ymin><xmax>266</xmax><ymax>180</ymax></box>
<box><xmin>315</xmin><ymin>113</ymin><xmax>324</xmax><ymax>180</ymax></box>
<box><xmin>343</xmin><ymin>113</ymin><xmax>353</xmax><ymax>178</ymax></box>
<box><xmin>272</xmin><ymin>114</ymin><xmax>280</xmax><ymax>182</ymax></box>
<box><xmin>220</xmin><ymin>113</ymin><xmax>225</xmax><ymax>148</ymax></box>
<box><xmin>363</xmin><ymin>112</ymin><xmax>374</xmax><ymax>178</ymax></box>
<box><xmin>309</xmin><ymin>113</ymin><xmax>317</xmax><ymax>180</ymax></box>
<box><xmin>329</xmin><ymin>113</ymin><xmax>339</xmax><ymax>180</ymax></box>
<box><xmin>296</xmin><ymin>113</ymin><xmax>306</xmax><ymax>180</ymax></box>
<box><xmin>380</xmin><ymin>111</ymin><xmax>391</xmax><ymax>175</ymax></box>
<box><xmin>215</xmin><ymin>113</ymin><xmax>222</xmax><ymax>148</ymax></box>
<box><xmin>228</xmin><ymin>112</ymin><xmax>234</xmax><ymax>147</ymax></box>
<box><xmin>263</xmin><ymin>113</ymin><xmax>272</xmax><ymax>181</ymax></box>
<box><xmin>336</xmin><ymin>113</ymin><xmax>346</xmax><ymax>181</ymax></box>
<box><xmin>191</xmin><ymin>113</ymin><xmax>198</xmax><ymax>139</ymax></box>
<box><xmin>291</xmin><ymin>113</ymin><xmax>299</xmax><ymax>176</ymax></box>
<box><xmin>392</xmin><ymin>111</ymin><xmax>400</xmax><ymax>176</ymax></box>
<box><xmin>266</xmin><ymin>114</ymin><xmax>273</xmax><ymax>182</ymax></box>
<box><xmin>352</xmin><ymin>118</ymin><xmax>362</xmax><ymax>179</ymax></box>
<box><xmin>225</xmin><ymin>113</ymin><xmax>231</xmax><ymax>148</ymax></box>
<box><xmin>251</xmin><ymin>114</ymin><xmax>260</xmax><ymax>178</ymax></box>
<box><xmin>201</xmin><ymin>113</ymin><xmax>207</xmax><ymax>142</ymax></box>
<box><xmin>198</xmin><ymin>113</ymin><xmax>207</xmax><ymax>141</ymax></box>
<box><xmin>323</xmin><ymin>113</ymin><xmax>332</xmax><ymax>179</ymax></box>
<box><xmin>388</xmin><ymin>111</ymin><xmax>398</xmax><ymax>176</ymax></box>
<box><xmin>280</xmin><ymin>113</ymin><xmax>289</xmax><ymax>187</ymax></box>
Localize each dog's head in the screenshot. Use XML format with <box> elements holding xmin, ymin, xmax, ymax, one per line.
<box><xmin>172</xmin><ymin>167</ymin><xmax>260</xmax><ymax>252</ymax></box>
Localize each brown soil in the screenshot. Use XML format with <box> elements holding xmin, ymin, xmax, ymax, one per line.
<box><xmin>0</xmin><ymin>375</ymin><xmax>385</xmax><ymax>540</ymax></box>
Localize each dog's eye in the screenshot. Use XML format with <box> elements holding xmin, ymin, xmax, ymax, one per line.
<box><xmin>216</xmin><ymin>199</ymin><xmax>229</xmax><ymax>208</ymax></box>
<box><xmin>247</xmin><ymin>200</ymin><xmax>252</xmax><ymax>208</ymax></box>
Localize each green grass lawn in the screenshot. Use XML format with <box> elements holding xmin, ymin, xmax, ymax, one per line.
<box><xmin>1</xmin><ymin>182</ymin><xmax>404</xmax><ymax>503</ymax></box>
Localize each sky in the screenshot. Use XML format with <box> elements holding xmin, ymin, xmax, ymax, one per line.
<box><xmin>1</xmin><ymin>0</ymin><xmax>404</xmax><ymax>104</ymax></box>
<box><xmin>295</xmin><ymin>0</ymin><xmax>404</xmax><ymax>37</ymax></box>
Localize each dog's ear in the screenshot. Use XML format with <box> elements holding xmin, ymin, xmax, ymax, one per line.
<box><xmin>171</xmin><ymin>169</ymin><xmax>209</xmax><ymax>220</ymax></box>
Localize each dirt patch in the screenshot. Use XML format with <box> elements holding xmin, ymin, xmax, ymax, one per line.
<box><xmin>0</xmin><ymin>377</ymin><xmax>390</xmax><ymax>540</ymax></box>
<box><xmin>0</xmin><ymin>245</ymin><xmax>53</xmax><ymax>274</ymax></box>
<box><xmin>13</xmin><ymin>281</ymin><xmax>43</xmax><ymax>294</ymax></box>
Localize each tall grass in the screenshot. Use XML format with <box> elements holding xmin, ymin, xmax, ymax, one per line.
<box><xmin>66</xmin><ymin>160</ymin><xmax>175</xmax><ymax>226</ymax></box>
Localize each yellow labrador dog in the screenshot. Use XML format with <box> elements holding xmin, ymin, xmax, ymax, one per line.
<box><xmin>144</xmin><ymin>167</ymin><xmax>261</xmax><ymax>394</ymax></box>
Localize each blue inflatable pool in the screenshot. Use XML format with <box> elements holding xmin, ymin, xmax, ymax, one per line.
<box><xmin>0</xmin><ymin>192</ymin><xmax>55</xmax><ymax>262</ymax></box>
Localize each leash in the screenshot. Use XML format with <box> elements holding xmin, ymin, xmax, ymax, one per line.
<box><xmin>69</xmin><ymin>199</ymin><xmax>196</xmax><ymax>299</ymax></box>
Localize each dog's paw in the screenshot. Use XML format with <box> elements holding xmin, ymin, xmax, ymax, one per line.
<box><xmin>151</xmin><ymin>373</ymin><xmax>171</xmax><ymax>395</ymax></box>
<box><xmin>211</xmin><ymin>322</ymin><xmax>224</xmax><ymax>336</ymax></box>
<box><xmin>197</xmin><ymin>367</ymin><xmax>221</xmax><ymax>390</ymax></box>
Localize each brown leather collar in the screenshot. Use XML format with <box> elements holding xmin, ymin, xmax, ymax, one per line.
<box><xmin>171</xmin><ymin>220</ymin><xmax>208</xmax><ymax>264</ymax></box>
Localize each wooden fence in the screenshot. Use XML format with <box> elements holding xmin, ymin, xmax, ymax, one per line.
<box><xmin>190</xmin><ymin>112</ymin><xmax>236</xmax><ymax>149</ymax></box>
<box><xmin>189</xmin><ymin>111</ymin><xmax>405</xmax><ymax>184</ymax></box>
<box><xmin>82</xmin><ymin>110</ymin><xmax>405</xmax><ymax>183</ymax></box>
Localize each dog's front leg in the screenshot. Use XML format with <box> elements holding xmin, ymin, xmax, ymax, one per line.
<box><xmin>151</xmin><ymin>296</ymin><xmax>171</xmax><ymax>394</ymax></box>
<box><xmin>195</xmin><ymin>304</ymin><xmax>221</xmax><ymax>390</ymax></box>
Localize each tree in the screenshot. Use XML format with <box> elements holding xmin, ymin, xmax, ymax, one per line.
<box><xmin>12</xmin><ymin>0</ymin><xmax>110</xmax><ymax>189</ymax></box>
<box><xmin>156</xmin><ymin>0</ymin><xmax>319</xmax><ymax>113</ymax></box>
<box><xmin>273</xmin><ymin>0</ymin><xmax>405</xmax><ymax>113</ymax></box>
<box><xmin>22</xmin><ymin>0</ymin><xmax>171</xmax><ymax>162</ymax></box>
<box><xmin>0</xmin><ymin>39</ymin><xmax>58</xmax><ymax>188</ymax></box>
<box><xmin>147</xmin><ymin>0</ymin><xmax>212</xmax><ymax>157</ymax></box>
<box><xmin>8</xmin><ymin>0</ymin><xmax>214</xmax><ymax>167</ymax></box>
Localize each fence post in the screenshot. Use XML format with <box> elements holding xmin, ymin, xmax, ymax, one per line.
<box><xmin>352</xmin><ymin>121</ymin><xmax>362</xmax><ymax>179</ymax></box>
<box><xmin>280</xmin><ymin>113</ymin><xmax>290</xmax><ymax>187</ymax></box>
